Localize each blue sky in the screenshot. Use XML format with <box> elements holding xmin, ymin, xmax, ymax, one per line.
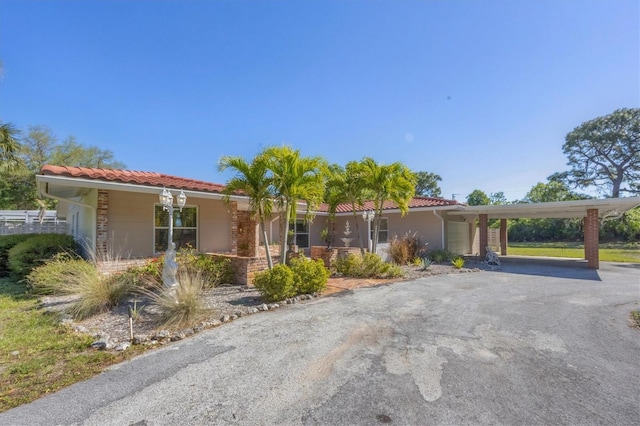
<box><xmin>1</xmin><ymin>0</ymin><xmax>638</xmax><ymax>201</ymax></box>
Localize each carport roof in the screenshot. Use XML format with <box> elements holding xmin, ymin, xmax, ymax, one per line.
<box><xmin>448</xmin><ymin>197</ymin><xmax>640</xmax><ymax>220</ymax></box>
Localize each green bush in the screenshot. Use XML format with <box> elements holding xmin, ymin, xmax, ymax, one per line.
<box><xmin>333</xmin><ymin>253</ymin><xmax>403</xmax><ymax>279</ymax></box>
<box><xmin>0</xmin><ymin>234</ymin><xmax>35</xmax><ymax>277</ymax></box>
<box><xmin>177</xmin><ymin>248</ymin><xmax>233</xmax><ymax>287</ymax></box>
<box><xmin>428</xmin><ymin>249</ymin><xmax>454</xmax><ymax>263</ymax></box>
<box><xmin>26</xmin><ymin>253</ymin><xmax>96</xmax><ymax>295</ymax></box>
<box><xmin>253</xmin><ymin>264</ymin><xmax>296</xmax><ymax>302</ymax></box>
<box><xmin>7</xmin><ymin>234</ymin><xmax>79</xmax><ymax>278</ymax></box>
<box><xmin>290</xmin><ymin>255</ymin><xmax>330</xmax><ymax>295</ymax></box>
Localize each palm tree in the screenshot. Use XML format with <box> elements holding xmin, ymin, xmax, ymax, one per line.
<box><xmin>262</xmin><ymin>145</ymin><xmax>326</xmax><ymax>264</ymax></box>
<box><xmin>218</xmin><ymin>154</ymin><xmax>275</xmax><ymax>269</ymax></box>
<box><xmin>0</xmin><ymin>122</ymin><xmax>23</xmax><ymax>174</ymax></box>
<box><xmin>325</xmin><ymin>162</ymin><xmax>370</xmax><ymax>256</ymax></box>
<box><xmin>360</xmin><ymin>157</ymin><xmax>416</xmax><ymax>253</ymax></box>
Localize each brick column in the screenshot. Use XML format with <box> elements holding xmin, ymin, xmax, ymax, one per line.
<box><xmin>500</xmin><ymin>219</ymin><xmax>508</xmax><ymax>256</ymax></box>
<box><xmin>584</xmin><ymin>209</ymin><xmax>599</xmax><ymax>269</ymax></box>
<box><xmin>96</xmin><ymin>189</ymin><xmax>109</xmax><ymax>257</ymax></box>
<box><xmin>230</xmin><ymin>202</ymin><xmax>238</xmax><ymax>255</ymax></box>
<box><xmin>236</xmin><ymin>210</ymin><xmax>258</xmax><ymax>257</ymax></box>
<box><xmin>479</xmin><ymin>214</ymin><xmax>488</xmax><ymax>259</ymax></box>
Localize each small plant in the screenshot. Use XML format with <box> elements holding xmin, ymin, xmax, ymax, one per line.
<box><xmin>129</xmin><ymin>299</ymin><xmax>145</xmax><ymax>322</ymax></box>
<box><xmin>451</xmin><ymin>257</ymin><xmax>465</xmax><ymax>269</ymax></box>
<box><xmin>145</xmin><ymin>269</ymin><xmax>210</xmax><ymax>329</ymax></box>
<box><xmin>289</xmin><ymin>255</ymin><xmax>330</xmax><ymax>295</ymax></box>
<box><xmin>253</xmin><ymin>264</ymin><xmax>296</xmax><ymax>302</ymax></box>
<box><xmin>420</xmin><ymin>257</ymin><xmax>432</xmax><ymax>270</ymax></box>
<box><xmin>630</xmin><ymin>310</ymin><xmax>640</xmax><ymax>328</ymax></box>
<box><xmin>411</xmin><ymin>257</ymin><xmax>423</xmax><ymax>266</ymax></box>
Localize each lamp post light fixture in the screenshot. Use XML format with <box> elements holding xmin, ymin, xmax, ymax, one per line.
<box><xmin>362</xmin><ymin>209</ymin><xmax>375</xmax><ymax>253</ymax></box>
<box><xmin>159</xmin><ymin>188</ymin><xmax>187</xmax><ymax>288</ymax></box>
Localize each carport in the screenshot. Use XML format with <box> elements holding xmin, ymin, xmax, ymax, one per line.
<box><xmin>448</xmin><ymin>197</ymin><xmax>640</xmax><ymax>269</ymax></box>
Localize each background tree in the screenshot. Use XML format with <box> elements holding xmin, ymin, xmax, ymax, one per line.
<box><xmin>0</xmin><ymin>125</ymin><xmax>126</xmax><ymax>209</ymax></box>
<box><xmin>219</xmin><ymin>154</ymin><xmax>274</xmax><ymax>269</ymax></box>
<box><xmin>465</xmin><ymin>189</ymin><xmax>490</xmax><ymax>206</ymax></box>
<box><xmin>562</xmin><ymin>108</ymin><xmax>640</xmax><ymax>198</ymax></box>
<box><xmin>413</xmin><ymin>171</ymin><xmax>442</xmax><ymax>198</ymax></box>
<box><xmin>360</xmin><ymin>158</ymin><xmax>416</xmax><ymax>253</ymax></box>
<box><xmin>0</xmin><ymin>122</ymin><xmax>23</xmax><ymax>173</ymax></box>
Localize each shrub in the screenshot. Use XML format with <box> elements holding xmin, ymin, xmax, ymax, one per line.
<box><xmin>177</xmin><ymin>248</ymin><xmax>233</xmax><ymax>287</ymax></box>
<box><xmin>7</xmin><ymin>234</ymin><xmax>79</xmax><ymax>278</ymax></box>
<box><xmin>388</xmin><ymin>232</ymin><xmax>420</xmax><ymax>265</ymax></box>
<box><xmin>0</xmin><ymin>234</ymin><xmax>36</xmax><ymax>276</ymax></box>
<box><xmin>253</xmin><ymin>264</ymin><xmax>296</xmax><ymax>302</ymax></box>
<box><xmin>63</xmin><ymin>268</ymin><xmax>136</xmax><ymax>320</ymax></box>
<box><xmin>451</xmin><ymin>257</ymin><xmax>465</xmax><ymax>269</ymax></box>
<box><xmin>289</xmin><ymin>255</ymin><xmax>330</xmax><ymax>295</ymax></box>
<box><xmin>428</xmin><ymin>249</ymin><xmax>454</xmax><ymax>263</ymax></box>
<box><xmin>26</xmin><ymin>253</ymin><xmax>96</xmax><ymax>295</ymax></box>
<box><xmin>333</xmin><ymin>253</ymin><xmax>403</xmax><ymax>279</ymax></box>
<box><xmin>145</xmin><ymin>269</ymin><xmax>210</xmax><ymax>329</ymax></box>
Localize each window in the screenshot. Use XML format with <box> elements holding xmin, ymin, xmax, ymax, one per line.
<box><xmin>371</xmin><ymin>218</ymin><xmax>388</xmax><ymax>244</ymax></box>
<box><xmin>289</xmin><ymin>219</ymin><xmax>309</xmax><ymax>248</ymax></box>
<box><xmin>154</xmin><ymin>205</ymin><xmax>197</xmax><ymax>252</ymax></box>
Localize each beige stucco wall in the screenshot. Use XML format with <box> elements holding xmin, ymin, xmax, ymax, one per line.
<box><xmin>107</xmin><ymin>191</ymin><xmax>232</xmax><ymax>258</ymax></box>
<box><xmin>310</xmin><ymin>210</ymin><xmax>461</xmax><ymax>252</ymax></box>
<box><xmin>311</xmin><ymin>211</ymin><xmax>450</xmax><ymax>249</ymax></box>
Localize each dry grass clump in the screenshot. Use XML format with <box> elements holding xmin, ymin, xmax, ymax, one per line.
<box><xmin>65</xmin><ymin>271</ymin><xmax>135</xmax><ymax>320</ymax></box>
<box><xmin>145</xmin><ymin>269</ymin><xmax>211</xmax><ymax>329</ymax></box>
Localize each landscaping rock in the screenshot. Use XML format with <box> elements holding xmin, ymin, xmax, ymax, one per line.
<box><xmin>221</xmin><ymin>315</ymin><xmax>231</xmax><ymax>323</ymax></box>
<box><xmin>115</xmin><ymin>342</ymin><xmax>130</xmax><ymax>351</ymax></box>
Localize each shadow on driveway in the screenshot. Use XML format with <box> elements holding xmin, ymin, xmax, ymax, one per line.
<box><xmin>490</xmin><ymin>256</ymin><xmax>602</xmax><ymax>281</ymax></box>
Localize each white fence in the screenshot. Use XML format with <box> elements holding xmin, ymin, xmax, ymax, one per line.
<box><xmin>0</xmin><ymin>210</ymin><xmax>68</xmax><ymax>236</ymax></box>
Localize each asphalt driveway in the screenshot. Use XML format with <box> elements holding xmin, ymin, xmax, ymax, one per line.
<box><xmin>2</xmin><ymin>261</ymin><xmax>639</xmax><ymax>425</ymax></box>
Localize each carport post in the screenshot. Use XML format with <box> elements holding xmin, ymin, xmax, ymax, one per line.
<box><xmin>479</xmin><ymin>214</ymin><xmax>488</xmax><ymax>259</ymax></box>
<box><xmin>500</xmin><ymin>219</ymin><xmax>508</xmax><ymax>255</ymax></box>
<box><xmin>584</xmin><ymin>209</ymin><xmax>599</xmax><ymax>269</ymax></box>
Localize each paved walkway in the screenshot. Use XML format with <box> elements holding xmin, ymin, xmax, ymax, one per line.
<box><xmin>2</xmin><ymin>261</ymin><xmax>638</xmax><ymax>425</ymax></box>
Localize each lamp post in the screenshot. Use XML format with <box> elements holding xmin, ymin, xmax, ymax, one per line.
<box><xmin>159</xmin><ymin>188</ymin><xmax>187</xmax><ymax>288</ymax></box>
<box><xmin>362</xmin><ymin>209</ymin><xmax>374</xmax><ymax>253</ymax></box>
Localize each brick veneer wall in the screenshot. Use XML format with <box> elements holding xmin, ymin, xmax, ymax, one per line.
<box><xmin>584</xmin><ymin>208</ymin><xmax>599</xmax><ymax>269</ymax></box>
<box><xmin>97</xmin><ymin>258</ymin><xmax>149</xmax><ymax>276</ymax></box>
<box><xmin>236</xmin><ymin>210</ymin><xmax>258</xmax><ymax>257</ymax></box>
<box><xmin>479</xmin><ymin>214</ymin><xmax>488</xmax><ymax>259</ymax></box>
<box><xmin>96</xmin><ymin>189</ymin><xmax>109</xmax><ymax>257</ymax></box>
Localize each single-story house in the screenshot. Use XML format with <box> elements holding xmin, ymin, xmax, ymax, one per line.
<box><xmin>36</xmin><ymin>165</ymin><xmax>640</xmax><ymax>282</ymax></box>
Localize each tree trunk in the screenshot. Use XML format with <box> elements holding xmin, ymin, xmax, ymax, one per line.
<box><xmin>351</xmin><ymin>202</ymin><xmax>366</xmax><ymax>256</ymax></box>
<box><xmin>280</xmin><ymin>201</ymin><xmax>290</xmax><ymax>264</ymax></box>
<box><xmin>260</xmin><ymin>220</ymin><xmax>273</xmax><ymax>269</ymax></box>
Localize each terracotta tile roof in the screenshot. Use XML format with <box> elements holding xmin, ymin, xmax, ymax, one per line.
<box><xmin>318</xmin><ymin>196</ymin><xmax>459</xmax><ymax>213</ymax></box>
<box><xmin>41</xmin><ymin>166</ymin><xmax>461</xmax><ymax>211</ymax></box>
<box><xmin>40</xmin><ymin>165</ymin><xmax>227</xmax><ymax>194</ymax></box>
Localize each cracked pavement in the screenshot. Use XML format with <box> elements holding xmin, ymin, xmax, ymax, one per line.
<box><xmin>2</xmin><ymin>260</ymin><xmax>639</xmax><ymax>425</ymax></box>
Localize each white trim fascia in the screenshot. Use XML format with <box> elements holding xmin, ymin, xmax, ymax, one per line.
<box><xmin>36</xmin><ymin>174</ymin><xmax>250</xmax><ymax>203</ymax></box>
<box><xmin>447</xmin><ymin>197</ymin><xmax>640</xmax><ymax>219</ymax></box>
<box><xmin>327</xmin><ymin>204</ymin><xmax>466</xmax><ymax>217</ymax></box>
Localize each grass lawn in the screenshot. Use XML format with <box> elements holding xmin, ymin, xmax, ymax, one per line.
<box><xmin>0</xmin><ymin>278</ymin><xmax>145</xmax><ymax>413</ymax></box>
<box><xmin>507</xmin><ymin>242</ymin><xmax>640</xmax><ymax>263</ymax></box>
